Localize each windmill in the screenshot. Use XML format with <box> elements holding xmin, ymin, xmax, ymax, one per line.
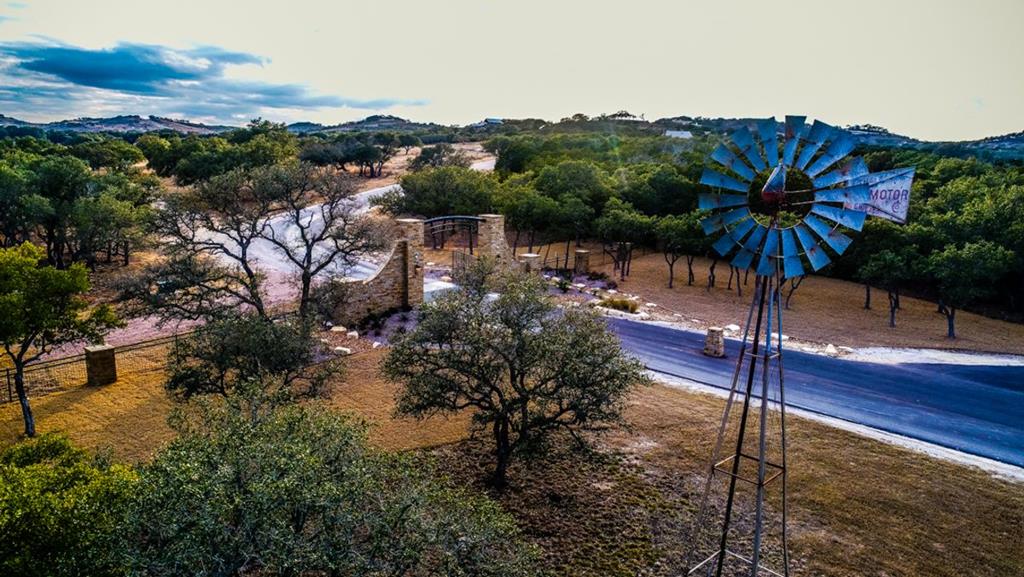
<box><xmin>685</xmin><ymin>116</ymin><xmax>914</xmax><ymax>576</ymax></box>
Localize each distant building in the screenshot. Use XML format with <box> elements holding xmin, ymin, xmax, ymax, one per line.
<box><xmin>468</xmin><ymin>118</ymin><xmax>504</xmax><ymax>128</ymax></box>
<box><xmin>664</xmin><ymin>129</ymin><xmax>694</xmax><ymax>139</ymax></box>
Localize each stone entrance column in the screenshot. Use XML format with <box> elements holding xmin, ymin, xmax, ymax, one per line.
<box><xmin>477</xmin><ymin>214</ymin><xmax>515</xmax><ymax>267</ymax></box>
<box><xmin>395</xmin><ymin>218</ymin><xmax>425</xmax><ymax>307</ymax></box>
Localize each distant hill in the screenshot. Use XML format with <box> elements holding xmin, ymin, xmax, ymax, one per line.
<box><xmin>655</xmin><ymin>116</ymin><xmax>1024</xmax><ymax>160</ymax></box>
<box><xmin>286</xmin><ymin>115</ymin><xmax>447</xmax><ymax>134</ymax></box>
<box><xmin>0</xmin><ymin>114</ymin><xmax>233</xmax><ymax>134</ymax></box>
<box><xmin>2</xmin><ymin>111</ymin><xmax>1021</xmax><ymax>159</ymax></box>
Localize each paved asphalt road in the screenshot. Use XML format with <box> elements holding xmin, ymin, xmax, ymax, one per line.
<box><xmin>606</xmin><ymin>318</ymin><xmax>1024</xmax><ymax>467</ymax></box>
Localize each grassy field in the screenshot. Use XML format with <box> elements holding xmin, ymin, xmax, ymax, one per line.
<box><xmin>1</xmin><ymin>349</ymin><xmax>1020</xmax><ymax>576</ymax></box>
<box><xmin>597</xmin><ymin>251</ymin><xmax>1024</xmax><ymax>355</ymax></box>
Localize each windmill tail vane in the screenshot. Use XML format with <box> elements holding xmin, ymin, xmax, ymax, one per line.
<box><xmin>685</xmin><ymin>115</ymin><xmax>915</xmax><ymax>576</ymax></box>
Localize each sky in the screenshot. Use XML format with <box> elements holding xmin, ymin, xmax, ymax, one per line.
<box><xmin>0</xmin><ymin>0</ymin><xmax>1020</xmax><ymax>141</ymax></box>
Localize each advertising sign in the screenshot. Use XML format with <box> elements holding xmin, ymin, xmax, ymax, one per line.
<box><xmin>846</xmin><ymin>168</ymin><xmax>915</xmax><ymax>224</ymax></box>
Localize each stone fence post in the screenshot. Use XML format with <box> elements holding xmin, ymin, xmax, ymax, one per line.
<box><xmin>85</xmin><ymin>345</ymin><xmax>117</xmax><ymax>386</ymax></box>
<box><xmin>703</xmin><ymin>327</ymin><xmax>726</xmax><ymax>358</ymax></box>
<box><xmin>574</xmin><ymin>249</ymin><xmax>590</xmax><ymax>275</ymax></box>
<box><xmin>520</xmin><ymin>253</ymin><xmax>541</xmax><ymax>273</ymax></box>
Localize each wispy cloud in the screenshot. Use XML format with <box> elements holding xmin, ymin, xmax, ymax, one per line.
<box><xmin>0</xmin><ymin>41</ymin><xmax>423</xmax><ymax>123</ymax></box>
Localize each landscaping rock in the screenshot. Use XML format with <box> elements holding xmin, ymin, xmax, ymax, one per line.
<box><xmin>333</xmin><ymin>346</ymin><xmax>353</xmax><ymax>355</ymax></box>
<box><xmin>346</xmin><ymin>330</ymin><xmax>359</xmax><ymax>339</ymax></box>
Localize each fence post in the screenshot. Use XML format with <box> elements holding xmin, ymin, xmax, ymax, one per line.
<box><xmin>85</xmin><ymin>345</ymin><xmax>118</xmax><ymax>386</ymax></box>
<box><xmin>5</xmin><ymin>368</ymin><xmax>11</xmax><ymax>403</ymax></box>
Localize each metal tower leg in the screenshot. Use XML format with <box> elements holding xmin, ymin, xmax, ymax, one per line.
<box><xmin>686</xmin><ymin>268</ymin><xmax>790</xmax><ymax>577</ymax></box>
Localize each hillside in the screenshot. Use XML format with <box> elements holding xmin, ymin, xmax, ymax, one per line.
<box><xmin>2</xmin><ymin>111</ymin><xmax>1022</xmax><ymax>159</ymax></box>
<box><xmin>0</xmin><ymin>114</ymin><xmax>233</xmax><ymax>134</ymax></box>
<box><xmin>286</xmin><ymin>114</ymin><xmax>447</xmax><ymax>134</ymax></box>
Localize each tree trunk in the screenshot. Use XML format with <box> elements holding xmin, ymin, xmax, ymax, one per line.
<box><xmin>706</xmin><ymin>258</ymin><xmax>718</xmax><ymax>290</ymax></box>
<box><xmin>784</xmin><ymin>277</ymin><xmax>803</xmax><ymax>310</ymax></box>
<box><xmin>298</xmin><ymin>273</ymin><xmax>313</xmax><ymax>320</ymax></box>
<box><xmin>512</xmin><ymin>230</ymin><xmax>520</xmax><ymax>256</ymax></box>
<box><xmin>686</xmin><ymin>256</ymin><xmax>695</xmax><ymax>286</ymax></box>
<box><xmin>14</xmin><ymin>366</ymin><xmax>35</xmax><ymax>437</ymax></box>
<box><xmin>667</xmin><ymin>259</ymin><xmax>675</xmax><ymax>288</ymax></box>
<box><xmin>864</xmin><ymin>283</ymin><xmax>871</xmax><ymax>309</ymax></box>
<box><xmin>888</xmin><ymin>289</ymin><xmax>898</xmax><ymax>328</ymax></box>
<box><xmin>491</xmin><ymin>419</ymin><xmax>511</xmax><ymax>489</ymax></box>
<box><xmin>946</xmin><ymin>307</ymin><xmax>956</xmax><ymax>339</ymax></box>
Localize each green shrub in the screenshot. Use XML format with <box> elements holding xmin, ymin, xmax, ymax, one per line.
<box><xmin>0</xmin><ymin>434</ymin><xmax>137</xmax><ymax>577</ymax></box>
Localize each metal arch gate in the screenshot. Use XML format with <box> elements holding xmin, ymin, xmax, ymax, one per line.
<box><xmin>422</xmin><ymin>216</ymin><xmax>485</xmax><ymax>275</ymax></box>
<box><xmin>422</xmin><ymin>216</ymin><xmax>485</xmax><ymax>253</ymax></box>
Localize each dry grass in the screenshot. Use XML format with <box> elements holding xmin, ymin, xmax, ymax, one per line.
<box><xmin>0</xmin><ymin>349</ymin><xmax>465</xmax><ymax>462</ymax></box>
<box><xmin>599</xmin><ymin>252</ymin><xmax>1024</xmax><ymax>355</ymax></box>
<box><xmin>1</xmin><ymin>349</ymin><xmax>1020</xmax><ymax>576</ymax></box>
<box><xmin>434</xmin><ymin>382</ymin><xmax>1024</xmax><ymax>577</ymax></box>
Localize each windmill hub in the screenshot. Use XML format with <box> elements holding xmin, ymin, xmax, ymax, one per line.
<box><xmin>747</xmin><ymin>166</ymin><xmax>814</xmax><ymax>222</ymax></box>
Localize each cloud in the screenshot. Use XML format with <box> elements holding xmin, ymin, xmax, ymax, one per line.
<box><xmin>0</xmin><ymin>41</ymin><xmax>423</xmax><ymax>123</ymax></box>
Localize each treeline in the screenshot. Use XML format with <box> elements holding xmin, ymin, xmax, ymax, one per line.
<box><xmin>379</xmin><ymin>132</ymin><xmax>1023</xmax><ymax>334</ymax></box>
<box><xmin>0</xmin><ymin>135</ymin><xmax>155</xmax><ymax>269</ymax></box>
<box><xmin>134</xmin><ymin>119</ymin><xmax>432</xmax><ymax>184</ymax></box>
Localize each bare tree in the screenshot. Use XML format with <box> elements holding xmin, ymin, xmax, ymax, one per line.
<box><xmin>135</xmin><ymin>169</ymin><xmax>274</xmax><ymax>321</ymax></box>
<box><xmin>256</xmin><ymin>164</ymin><xmax>388</xmax><ymax>319</ymax></box>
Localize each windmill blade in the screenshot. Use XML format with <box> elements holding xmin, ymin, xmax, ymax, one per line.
<box><xmin>806</xmin><ymin>131</ymin><xmax>856</xmax><ymax>177</ymax></box>
<box><xmin>742</xmin><ymin>223</ymin><xmax>768</xmax><ymax>252</ymax></box>
<box><xmin>731</xmin><ymin>248</ymin><xmax>757</xmax><ymax>270</ymax></box>
<box><xmin>713</xmin><ymin>233</ymin><xmax>738</xmax><ymax>257</ymax></box>
<box><xmin>810</xmin><ymin>204</ymin><xmax>866</xmax><ymax>231</ymax></box>
<box><xmin>713</xmin><ymin>217</ymin><xmax>758</xmax><ymax>256</ymax></box>
<box><xmin>812</xmin><ymin>157</ymin><xmax>868</xmax><ymax>188</ymax></box>
<box><xmin>730</xmin><ymin>127</ymin><xmax>767</xmax><ymax>172</ymax></box>
<box><xmin>700</xmin><ymin>167</ymin><xmax>749</xmax><ymax>193</ymax></box>
<box><xmin>780</xmin><ymin>228</ymin><xmax>799</xmax><ymax>259</ymax></box>
<box><xmin>757</xmin><ymin>118</ymin><xmax>779</xmax><ymax>167</ymax></box>
<box><xmin>701</xmin><ymin>207</ymin><xmax>751</xmax><ymax>235</ymax></box>
<box><xmin>814</xmin><ymin>183</ymin><xmax>871</xmax><ymax>204</ymax></box>
<box><xmin>795</xmin><ymin>120</ymin><xmax>833</xmax><ymax>170</ymax></box>
<box><xmin>794</xmin><ymin>224</ymin><xmax>832</xmax><ymax>270</ymax></box>
<box><xmin>756</xmin><ymin>229</ymin><xmax>780</xmax><ymax>276</ymax></box>
<box><xmin>783</xmin><ymin>255</ymin><xmax>805</xmax><ymax>279</ymax></box>
<box><xmin>805</xmin><ymin>214</ymin><xmax>855</xmax><ymax>254</ymax></box>
<box><xmin>710</xmin><ymin>144</ymin><xmax>756</xmax><ymax>181</ymax></box>
<box><xmin>782</xmin><ymin>115</ymin><xmax>806</xmax><ymax>166</ymax></box>
<box><xmin>726</xmin><ymin>214</ymin><xmax>757</xmax><ymax>242</ymax></box>
<box><xmin>698</xmin><ymin>193</ymin><xmax>748</xmax><ymax>210</ymax></box>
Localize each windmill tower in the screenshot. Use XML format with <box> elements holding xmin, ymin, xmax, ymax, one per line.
<box><xmin>685</xmin><ymin>116</ymin><xmax>914</xmax><ymax>576</ymax></box>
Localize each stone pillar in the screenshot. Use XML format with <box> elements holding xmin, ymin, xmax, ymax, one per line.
<box><xmin>703</xmin><ymin>327</ymin><xmax>726</xmax><ymax>358</ymax></box>
<box><xmin>477</xmin><ymin>214</ymin><xmax>514</xmax><ymax>266</ymax></box>
<box><xmin>520</xmin><ymin>253</ymin><xmax>541</xmax><ymax>274</ymax></box>
<box><xmin>574</xmin><ymin>249</ymin><xmax>590</xmax><ymax>275</ymax></box>
<box><xmin>395</xmin><ymin>219</ymin><xmax>424</xmax><ymax>308</ymax></box>
<box><xmin>85</xmin><ymin>344</ymin><xmax>117</xmax><ymax>386</ymax></box>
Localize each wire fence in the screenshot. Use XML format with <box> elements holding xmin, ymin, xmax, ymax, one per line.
<box><xmin>2</xmin><ymin>333</ymin><xmax>189</xmax><ymax>404</ymax></box>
